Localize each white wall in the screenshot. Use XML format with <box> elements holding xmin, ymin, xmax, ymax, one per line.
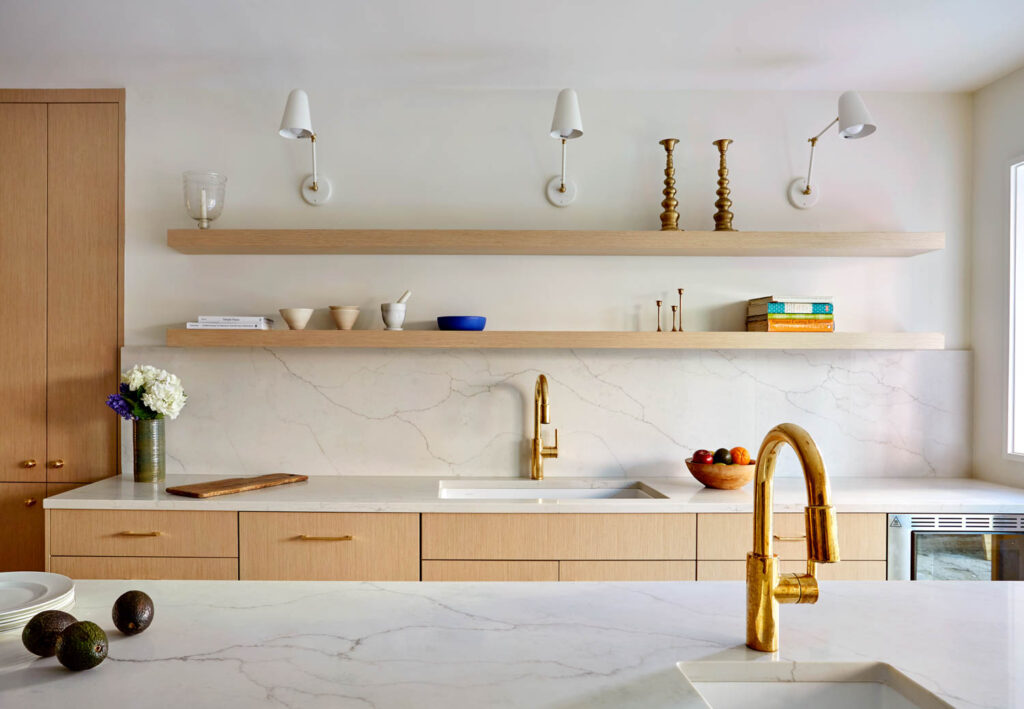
<box><xmin>972</xmin><ymin>66</ymin><xmax>1024</xmax><ymax>487</ymax></box>
<box><xmin>125</xmin><ymin>88</ymin><xmax>971</xmax><ymax>347</ymax></box>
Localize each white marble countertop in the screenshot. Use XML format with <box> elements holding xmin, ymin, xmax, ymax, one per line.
<box><xmin>44</xmin><ymin>473</ymin><xmax>1024</xmax><ymax>513</ymax></box>
<box><xmin>0</xmin><ymin>579</ymin><xmax>1016</xmax><ymax>707</ymax></box>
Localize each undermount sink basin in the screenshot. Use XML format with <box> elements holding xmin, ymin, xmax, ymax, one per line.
<box><xmin>678</xmin><ymin>661</ymin><xmax>951</xmax><ymax>709</ymax></box>
<box><xmin>438</xmin><ymin>480</ymin><xmax>666</xmax><ymax>500</ymax></box>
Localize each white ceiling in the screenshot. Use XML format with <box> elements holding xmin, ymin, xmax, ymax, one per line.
<box><xmin>2</xmin><ymin>0</ymin><xmax>1024</xmax><ymax>92</ymax></box>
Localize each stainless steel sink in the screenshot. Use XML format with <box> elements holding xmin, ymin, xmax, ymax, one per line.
<box><xmin>678</xmin><ymin>661</ymin><xmax>952</xmax><ymax>709</ymax></box>
<box><xmin>438</xmin><ymin>480</ymin><xmax>666</xmax><ymax>500</ymax></box>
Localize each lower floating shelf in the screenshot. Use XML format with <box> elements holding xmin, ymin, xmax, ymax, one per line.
<box><xmin>165</xmin><ymin>329</ymin><xmax>945</xmax><ymax>351</ymax></box>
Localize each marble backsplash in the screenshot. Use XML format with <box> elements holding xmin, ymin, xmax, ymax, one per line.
<box><xmin>120</xmin><ymin>346</ymin><xmax>971</xmax><ymax>479</ymax></box>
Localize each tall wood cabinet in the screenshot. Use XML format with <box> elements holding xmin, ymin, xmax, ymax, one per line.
<box><xmin>0</xmin><ymin>90</ymin><xmax>124</xmax><ymax>571</ymax></box>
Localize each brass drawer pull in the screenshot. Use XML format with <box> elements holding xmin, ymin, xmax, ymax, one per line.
<box><xmin>22</xmin><ymin>459</ymin><xmax>37</xmax><ymax>469</ymax></box>
<box><xmin>118</xmin><ymin>530</ymin><xmax>163</xmax><ymax>537</ymax></box>
<box><xmin>774</xmin><ymin>535</ymin><xmax>806</xmax><ymax>543</ymax></box>
<box><xmin>296</xmin><ymin>534</ymin><xmax>353</xmax><ymax>542</ymax></box>
<box><xmin>24</xmin><ymin>498</ymin><xmax>37</xmax><ymax>507</ymax></box>
<box><xmin>49</xmin><ymin>459</ymin><xmax>65</xmax><ymax>469</ymax></box>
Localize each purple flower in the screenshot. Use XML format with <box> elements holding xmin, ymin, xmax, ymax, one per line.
<box><xmin>119</xmin><ymin>382</ymin><xmax>131</xmax><ymax>395</ymax></box>
<box><xmin>105</xmin><ymin>394</ymin><xmax>137</xmax><ymax>421</ymax></box>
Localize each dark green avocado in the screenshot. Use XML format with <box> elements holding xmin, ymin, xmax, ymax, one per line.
<box><xmin>21</xmin><ymin>610</ymin><xmax>77</xmax><ymax>657</ymax></box>
<box><xmin>55</xmin><ymin>621</ymin><xmax>108</xmax><ymax>671</ymax></box>
<box><xmin>112</xmin><ymin>590</ymin><xmax>154</xmax><ymax>635</ymax></box>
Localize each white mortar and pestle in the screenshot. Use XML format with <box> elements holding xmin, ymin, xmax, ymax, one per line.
<box><xmin>381</xmin><ymin>290</ymin><xmax>412</xmax><ymax>331</ymax></box>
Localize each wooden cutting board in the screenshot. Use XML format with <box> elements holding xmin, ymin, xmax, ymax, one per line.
<box><xmin>166</xmin><ymin>474</ymin><xmax>309</xmax><ymax>499</ymax></box>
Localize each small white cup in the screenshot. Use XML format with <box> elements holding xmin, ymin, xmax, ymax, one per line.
<box><xmin>381</xmin><ymin>303</ymin><xmax>406</xmax><ymax>331</ymax></box>
<box><xmin>329</xmin><ymin>305</ymin><xmax>360</xmax><ymax>330</ymax></box>
<box><xmin>279</xmin><ymin>308</ymin><xmax>314</xmax><ymax>330</ymax></box>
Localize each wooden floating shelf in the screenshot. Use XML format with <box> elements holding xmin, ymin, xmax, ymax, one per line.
<box><xmin>166</xmin><ymin>329</ymin><xmax>945</xmax><ymax>351</ymax></box>
<box><xmin>167</xmin><ymin>229</ymin><xmax>945</xmax><ymax>257</ymax></box>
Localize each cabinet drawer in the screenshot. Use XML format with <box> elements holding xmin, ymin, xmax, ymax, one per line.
<box><xmin>422</xmin><ymin>561</ymin><xmax>558</xmax><ymax>582</ymax></box>
<box><xmin>49</xmin><ymin>510</ymin><xmax>237</xmax><ymax>557</ymax></box>
<box><xmin>239</xmin><ymin>512</ymin><xmax>419</xmax><ymax>581</ymax></box>
<box><xmin>697</xmin><ymin>559</ymin><xmax>887</xmax><ymax>581</ymax></box>
<box><xmin>422</xmin><ymin>513</ymin><xmax>696</xmax><ymax>560</ymax></box>
<box><xmin>560</xmin><ymin>561</ymin><xmax>696</xmax><ymax>581</ymax></box>
<box><xmin>50</xmin><ymin>556</ymin><xmax>238</xmax><ymax>580</ymax></box>
<box><xmin>696</xmin><ymin>513</ymin><xmax>886</xmax><ymax>560</ymax></box>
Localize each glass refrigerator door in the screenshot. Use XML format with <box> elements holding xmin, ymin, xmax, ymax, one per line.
<box><xmin>913</xmin><ymin>533</ymin><xmax>1024</xmax><ymax>580</ymax></box>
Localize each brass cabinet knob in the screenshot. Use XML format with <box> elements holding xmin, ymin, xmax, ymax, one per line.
<box><xmin>49</xmin><ymin>459</ymin><xmax>65</xmax><ymax>469</ymax></box>
<box><xmin>24</xmin><ymin>498</ymin><xmax>37</xmax><ymax>507</ymax></box>
<box><xmin>21</xmin><ymin>459</ymin><xmax>37</xmax><ymax>468</ymax></box>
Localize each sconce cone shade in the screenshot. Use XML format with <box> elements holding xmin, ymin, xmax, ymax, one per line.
<box><xmin>837</xmin><ymin>91</ymin><xmax>876</xmax><ymax>139</ymax></box>
<box><xmin>279</xmin><ymin>89</ymin><xmax>314</xmax><ymax>139</ymax></box>
<box><xmin>550</xmin><ymin>89</ymin><xmax>583</xmax><ymax>140</ymax></box>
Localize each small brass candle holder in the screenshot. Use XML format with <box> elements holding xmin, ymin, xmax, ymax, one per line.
<box><xmin>659</xmin><ymin>139</ymin><xmax>682</xmax><ymax>231</ymax></box>
<box><xmin>712</xmin><ymin>139</ymin><xmax>736</xmax><ymax>231</ymax></box>
<box><xmin>656</xmin><ymin>300</ymin><xmax>663</xmax><ymax>332</ymax></box>
<box><xmin>677</xmin><ymin>288</ymin><xmax>685</xmax><ymax>332</ymax></box>
<box><xmin>671</xmin><ymin>305</ymin><xmax>679</xmax><ymax>332</ymax></box>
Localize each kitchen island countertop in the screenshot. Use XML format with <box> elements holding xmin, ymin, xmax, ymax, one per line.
<box><xmin>0</xmin><ymin>579</ymin><xmax>1018</xmax><ymax>707</ymax></box>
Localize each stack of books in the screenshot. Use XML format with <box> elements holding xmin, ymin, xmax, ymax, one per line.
<box><xmin>746</xmin><ymin>296</ymin><xmax>834</xmax><ymax>332</ymax></box>
<box><xmin>186</xmin><ymin>316</ymin><xmax>274</xmax><ymax>330</ymax></box>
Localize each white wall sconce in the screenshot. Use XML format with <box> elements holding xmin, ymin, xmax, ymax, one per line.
<box><xmin>546</xmin><ymin>89</ymin><xmax>583</xmax><ymax>207</ymax></box>
<box><xmin>787</xmin><ymin>90</ymin><xmax>876</xmax><ymax>209</ymax></box>
<box><xmin>279</xmin><ymin>89</ymin><xmax>332</xmax><ymax>205</ymax></box>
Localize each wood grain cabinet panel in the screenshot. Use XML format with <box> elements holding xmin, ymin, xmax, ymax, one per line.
<box><xmin>697</xmin><ymin>513</ymin><xmax>887</xmax><ymax>561</ymax></box>
<box><xmin>0</xmin><ymin>484</ymin><xmax>46</xmax><ymax>571</ymax></box>
<box><xmin>697</xmin><ymin>560</ymin><xmax>887</xmax><ymax>581</ymax></box>
<box><xmin>49</xmin><ymin>510</ymin><xmax>237</xmax><ymax>557</ymax></box>
<box><xmin>45</xmin><ymin>103</ymin><xmax>120</xmax><ymax>485</ymax></box>
<box><xmin>240</xmin><ymin>512</ymin><xmax>419</xmax><ymax>581</ymax></box>
<box><xmin>559</xmin><ymin>561</ymin><xmax>696</xmax><ymax>581</ymax></box>
<box><xmin>0</xmin><ymin>104</ymin><xmax>47</xmax><ymax>483</ymax></box>
<box><xmin>422</xmin><ymin>513</ymin><xmax>696</xmax><ymax>560</ymax></box>
<box><xmin>50</xmin><ymin>556</ymin><xmax>238</xmax><ymax>580</ymax></box>
<box><xmin>422</xmin><ymin>561</ymin><xmax>558</xmax><ymax>582</ymax></box>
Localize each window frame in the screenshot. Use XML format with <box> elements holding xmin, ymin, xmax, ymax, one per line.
<box><xmin>1006</xmin><ymin>155</ymin><xmax>1024</xmax><ymax>461</ymax></box>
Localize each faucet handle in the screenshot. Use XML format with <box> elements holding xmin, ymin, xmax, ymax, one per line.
<box><xmin>542</xmin><ymin>429</ymin><xmax>559</xmax><ymax>458</ymax></box>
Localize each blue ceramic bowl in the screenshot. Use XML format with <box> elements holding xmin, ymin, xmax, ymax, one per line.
<box><xmin>437</xmin><ymin>316</ymin><xmax>486</xmax><ymax>331</ymax></box>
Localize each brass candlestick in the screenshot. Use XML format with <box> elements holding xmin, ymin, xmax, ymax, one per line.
<box><xmin>671</xmin><ymin>305</ymin><xmax>679</xmax><ymax>332</ymax></box>
<box><xmin>712</xmin><ymin>139</ymin><xmax>736</xmax><ymax>231</ymax></box>
<box><xmin>677</xmin><ymin>288</ymin><xmax>685</xmax><ymax>332</ymax></box>
<box><xmin>659</xmin><ymin>139</ymin><xmax>682</xmax><ymax>231</ymax></box>
<box><xmin>656</xmin><ymin>300</ymin><xmax>663</xmax><ymax>332</ymax></box>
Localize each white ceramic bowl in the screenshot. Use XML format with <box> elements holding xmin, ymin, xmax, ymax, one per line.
<box><xmin>279</xmin><ymin>308</ymin><xmax>314</xmax><ymax>330</ymax></box>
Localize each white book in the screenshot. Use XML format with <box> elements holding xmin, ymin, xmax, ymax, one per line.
<box><xmin>198</xmin><ymin>315</ymin><xmax>274</xmax><ymax>324</ymax></box>
<box><xmin>186</xmin><ymin>322</ymin><xmax>271</xmax><ymax>330</ymax></box>
<box><xmin>747</xmin><ymin>295</ymin><xmax>834</xmax><ymax>305</ymax></box>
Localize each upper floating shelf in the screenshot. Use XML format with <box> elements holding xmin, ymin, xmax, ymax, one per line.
<box><xmin>167</xmin><ymin>229</ymin><xmax>945</xmax><ymax>257</ymax></box>
<box><xmin>166</xmin><ymin>329</ymin><xmax>945</xmax><ymax>351</ymax></box>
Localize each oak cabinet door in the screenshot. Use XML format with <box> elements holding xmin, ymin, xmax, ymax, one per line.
<box><xmin>0</xmin><ymin>483</ymin><xmax>46</xmax><ymax>571</ymax></box>
<box><xmin>0</xmin><ymin>104</ymin><xmax>47</xmax><ymax>483</ymax></box>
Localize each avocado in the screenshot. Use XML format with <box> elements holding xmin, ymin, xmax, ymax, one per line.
<box><xmin>112</xmin><ymin>590</ymin><xmax>154</xmax><ymax>635</ymax></box>
<box><xmin>55</xmin><ymin>621</ymin><xmax>108</xmax><ymax>671</ymax></box>
<box><xmin>713</xmin><ymin>447</ymin><xmax>733</xmax><ymax>465</ymax></box>
<box><xmin>21</xmin><ymin>610</ymin><xmax>77</xmax><ymax>657</ymax></box>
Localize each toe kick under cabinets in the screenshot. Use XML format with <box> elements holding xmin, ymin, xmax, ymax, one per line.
<box><xmin>45</xmin><ymin>511</ymin><xmax>888</xmax><ymax>581</ymax></box>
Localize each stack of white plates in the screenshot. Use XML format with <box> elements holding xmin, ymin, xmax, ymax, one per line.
<box><xmin>0</xmin><ymin>572</ymin><xmax>75</xmax><ymax>633</ymax></box>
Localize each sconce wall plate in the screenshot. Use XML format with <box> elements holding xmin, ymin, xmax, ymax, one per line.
<box><xmin>787</xmin><ymin>178</ymin><xmax>819</xmax><ymax>210</ymax></box>
<box><xmin>301</xmin><ymin>175</ymin><xmax>332</xmax><ymax>206</ymax></box>
<box><xmin>546</xmin><ymin>176</ymin><xmax>577</xmax><ymax>207</ymax></box>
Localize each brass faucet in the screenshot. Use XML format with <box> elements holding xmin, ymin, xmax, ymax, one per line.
<box><xmin>531</xmin><ymin>374</ymin><xmax>559</xmax><ymax>479</ymax></box>
<box><xmin>746</xmin><ymin>423</ymin><xmax>839</xmax><ymax>652</ymax></box>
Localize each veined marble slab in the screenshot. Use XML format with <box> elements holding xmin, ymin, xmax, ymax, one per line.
<box><xmin>120</xmin><ymin>347</ymin><xmax>970</xmax><ymax>479</ymax></box>
<box><xmin>0</xmin><ymin>580</ymin><xmax>1016</xmax><ymax>708</ymax></box>
<box><xmin>45</xmin><ymin>474</ymin><xmax>1024</xmax><ymax>513</ymax></box>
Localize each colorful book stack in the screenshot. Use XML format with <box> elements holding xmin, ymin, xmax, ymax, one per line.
<box><xmin>186</xmin><ymin>316</ymin><xmax>274</xmax><ymax>330</ymax></box>
<box><xmin>746</xmin><ymin>296</ymin><xmax>834</xmax><ymax>332</ymax></box>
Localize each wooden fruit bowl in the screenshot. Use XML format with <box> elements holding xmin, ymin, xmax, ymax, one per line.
<box><xmin>685</xmin><ymin>458</ymin><xmax>756</xmax><ymax>490</ymax></box>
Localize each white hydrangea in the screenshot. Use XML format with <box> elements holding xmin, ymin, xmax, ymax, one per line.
<box><xmin>121</xmin><ymin>364</ymin><xmax>187</xmax><ymax>420</ymax></box>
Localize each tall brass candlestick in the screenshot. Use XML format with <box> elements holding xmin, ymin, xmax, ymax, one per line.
<box><xmin>659</xmin><ymin>138</ymin><xmax>682</xmax><ymax>231</ymax></box>
<box><xmin>712</xmin><ymin>139</ymin><xmax>736</xmax><ymax>231</ymax></box>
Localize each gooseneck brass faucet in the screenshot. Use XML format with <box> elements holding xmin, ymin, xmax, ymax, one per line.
<box><xmin>531</xmin><ymin>374</ymin><xmax>559</xmax><ymax>480</ymax></box>
<box><xmin>747</xmin><ymin>423</ymin><xmax>839</xmax><ymax>652</ymax></box>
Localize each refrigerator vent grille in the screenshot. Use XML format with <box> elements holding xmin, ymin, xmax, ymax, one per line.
<box><xmin>908</xmin><ymin>514</ymin><xmax>1024</xmax><ymax>531</ymax></box>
